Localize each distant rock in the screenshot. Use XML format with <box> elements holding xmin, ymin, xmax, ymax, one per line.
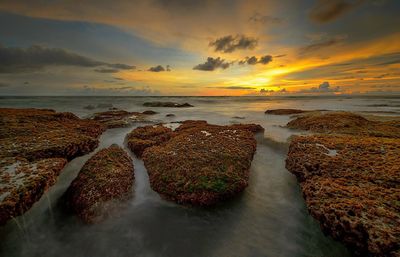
<box><xmin>91</xmin><ymin>110</ymin><xmax>147</xmax><ymax>129</ymax></box>
<box><xmin>65</xmin><ymin>145</ymin><xmax>134</xmax><ymax>223</ymax></box>
<box><xmin>83</xmin><ymin>104</ymin><xmax>96</xmax><ymax>110</ymax></box>
<box><xmin>142</xmin><ymin>110</ymin><xmax>158</xmax><ymax>115</ymax></box>
<box><xmin>166</xmin><ymin>114</ymin><xmax>175</xmax><ymax>117</ymax></box>
<box><xmin>0</xmin><ymin>108</ymin><xmax>104</xmax><ymax>225</ymax></box>
<box><xmin>128</xmin><ymin>120</ymin><xmax>263</xmax><ymax>206</ymax></box>
<box><xmin>286</xmin><ymin>135</ymin><xmax>400</xmax><ymax>257</ymax></box>
<box><xmin>265</xmin><ymin>109</ymin><xmax>307</xmax><ymax>115</ymax></box>
<box><xmin>232</xmin><ymin>116</ymin><xmax>245</xmax><ymax>119</ymax></box>
<box><xmin>143</xmin><ymin>102</ymin><xmax>194</xmax><ymax>108</ymax></box>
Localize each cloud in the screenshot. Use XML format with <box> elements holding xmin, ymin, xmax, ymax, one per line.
<box><xmin>0</xmin><ymin>82</ymin><xmax>9</xmax><ymax>87</ymax></box>
<box><xmin>94</xmin><ymin>68</ymin><xmax>119</xmax><ymax>73</ymax></box>
<box><xmin>249</xmin><ymin>13</ymin><xmax>282</xmax><ymax>24</ymax></box>
<box><xmin>309</xmin><ymin>0</ymin><xmax>365</xmax><ymax>23</ymax></box>
<box><xmin>193</xmin><ymin>57</ymin><xmax>231</xmax><ymax>71</ymax></box>
<box><xmin>0</xmin><ymin>44</ymin><xmax>134</xmax><ymax>73</ymax></box>
<box><xmin>107</xmin><ymin>63</ymin><xmax>135</xmax><ymax>70</ymax></box>
<box><xmin>299</xmin><ymin>37</ymin><xmax>345</xmax><ymax>54</ymax></box>
<box><xmin>209</xmin><ymin>35</ymin><xmax>258</xmax><ymax>53</ymax></box>
<box><xmin>298</xmin><ymin>81</ymin><xmax>341</xmax><ymax>93</ymax></box>
<box><xmin>209</xmin><ymin>86</ymin><xmax>257</xmax><ymax>90</ymax></box>
<box><xmin>239</xmin><ymin>55</ymin><xmax>273</xmax><ymax>65</ymax></box>
<box><xmin>148</xmin><ymin>65</ymin><xmax>171</xmax><ymax>72</ymax></box>
<box><xmin>260</xmin><ymin>88</ymin><xmax>287</xmax><ymax>94</ymax></box>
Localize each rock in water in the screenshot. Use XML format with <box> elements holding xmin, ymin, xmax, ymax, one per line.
<box><xmin>127</xmin><ymin>125</ymin><xmax>173</xmax><ymax>157</ymax></box>
<box><xmin>128</xmin><ymin>120</ymin><xmax>263</xmax><ymax>206</ymax></box>
<box><xmin>0</xmin><ymin>108</ymin><xmax>104</xmax><ymax>225</ymax></box>
<box><xmin>265</xmin><ymin>109</ymin><xmax>308</xmax><ymax>115</ymax></box>
<box><xmin>65</xmin><ymin>145</ymin><xmax>134</xmax><ymax>223</ymax></box>
<box><xmin>143</xmin><ymin>102</ymin><xmax>193</xmax><ymax>108</ymax></box>
<box><xmin>286</xmin><ymin>114</ymin><xmax>400</xmax><ymax>256</ymax></box>
<box><xmin>90</xmin><ymin>110</ymin><xmax>147</xmax><ymax>129</ymax></box>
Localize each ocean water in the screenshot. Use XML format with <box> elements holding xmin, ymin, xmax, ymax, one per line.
<box><xmin>0</xmin><ymin>95</ymin><xmax>399</xmax><ymax>257</ymax></box>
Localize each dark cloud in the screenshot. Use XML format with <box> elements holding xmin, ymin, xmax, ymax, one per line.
<box><xmin>274</xmin><ymin>54</ymin><xmax>286</xmax><ymax>58</ymax></box>
<box><xmin>193</xmin><ymin>57</ymin><xmax>231</xmax><ymax>71</ymax></box>
<box><xmin>0</xmin><ymin>44</ymin><xmax>134</xmax><ymax>73</ymax></box>
<box><xmin>207</xmin><ymin>86</ymin><xmax>256</xmax><ymax>90</ymax></box>
<box><xmin>239</xmin><ymin>55</ymin><xmax>273</xmax><ymax>65</ymax></box>
<box><xmin>260</xmin><ymin>88</ymin><xmax>287</xmax><ymax>94</ymax></box>
<box><xmin>249</xmin><ymin>13</ymin><xmax>282</xmax><ymax>24</ymax></box>
<box><xmin>148</xmin><ymin>65</ymin><xmax>171</xmax><ymax>72</ymax></box>
<box><xmin>300</xmin><ymin>38</ymin><xmax>343</xmax><ymax>54</ymax></box>
<box><xmin>209</xmin><ymin>35</ymin><xmax>258</xmax><ymax>53</ymax></box>
<box><xmin>298</xmin><ymin>81</ymin><xmax>341</xmax><ymax>93</ymax></box>
<box><xmin>0</xmin><ymin>82</ymin><xmax>9</xmax><ymax>87</ymax></box>
<box><xmin>309</xmin><ymin>0</ymin><xmax>365</xmax><ymax>23</ymax></box>
<box><xmin>108</xmin><ymin>63</ymin><xmax>135</xmax><ymax>70</ymax></box>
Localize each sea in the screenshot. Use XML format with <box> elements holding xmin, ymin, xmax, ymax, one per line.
<box><xmin>0</xmin><ymin>95</ymin><xmax>399</xmax><ymax>257</ymax></box>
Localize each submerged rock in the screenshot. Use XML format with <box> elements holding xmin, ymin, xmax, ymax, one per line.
<box><xmin>287</xmin><ymin>111</ymin><xmax>400</xmax><ymax>138</ymax></box>
<box><xmin>90</xmin><ymin>110</ymin><xmax>147</xmax><ymax>129</ymax></box>
<box><xmin>286</xmin><ymin>135</ymin><xmax>400</xmax><ymax>256</ymax></box>
<box><xmin>265</xmin><ymin>109</ymin><xmax>308</xmax><ymax>115</ymax></box>
<box><xmin>142</xmin><ymin>110</ymin><xmax>158</xmax><ymax>115</ymax></box>
<box><xmin>166</xmin><ymin>114</ymin><xmax>175</xmax><ymax>117</ymax></box>
<box><xmin>65</xmin><ymin>145</ymin><xmax>134</xmax><ymax>223</ymax></box>
<box><xmin>128</xmin><ymin>120</ymin><xmax>263</xmax><ymax>206</ymax></box>
<box><xmin>0</xmin><ymin>108</ymin><xmax>104</xmax><ymax>225</ymax></box>
<box><xmin>83</xmin><ymin>104</ymin><xmax>96</xmax><ymax>110</ymax></box>
<box><xmin>143</xmin><ymin>102</ymin><xmax>193</xmax><ymax>108</ymax></box>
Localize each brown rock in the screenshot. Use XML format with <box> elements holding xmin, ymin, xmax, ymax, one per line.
<box><xmin>91</xmin><ymin>110</ymin><xmax>147</xmax><ymax>129</ymax></box>
<box><xmin>287</xmin><ymin>111</ymin><xmax>400</xmax><ymax>138</ymax></box>
<box><xmin>65</xmin><ymin>145</ymin><xmax>134</xmax><ymax>223</ymax></box>
<box><xmin>128</xmin><ymin>120</ymin><xmax>262</xmax><ymax>206</ymax></box>
<box><xmin>142</xmin><ymin>110</ymin><xmax>158</xmax><ymax>115</ymax></box>
<box><xmin>0</xmin><ymin>108</ymin><xmax>104</xmax><ymax>225</ymax></box>
<box><xmin>286</xmin><ymin>134</ymin><xmax>400</xmax><ymax>256</ymax></box>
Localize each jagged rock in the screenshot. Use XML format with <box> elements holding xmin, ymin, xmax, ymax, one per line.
<box><xmin>287</xmin><ymin>111</ymin><xmax>400</xmax><ymax>138</ymax></box>
<box><xmin>90</xmin><ymin>110</ymin><xmax>147</xmax><ymax>129</ymax></box>
<box><xmin>265</xmin><ymin>109</ymin><xmax>308</xmax><ymax>115</ymax></box>
<box><xmin>65</xmin><ymin>145</ymin><xmax>134</xmax><ymax>223</ymax></box>
<box><xmin>286</xmin><ymin>135</ymin><xmax>400</xmax><ymax>256</ymax></box>
<box><xmin>128</xmin><ymin>120</ymin><xmax>263</xmax><ymax>206</ymax></box>
<box><xmin>0</xmin><ymin>108</ymin><xmax>104</xmax><ymax>225</ymax></box>
<box><xmin>143</xmin><ymin>102</ymin><xmax>193</xmax><ymax>108</ymax></box>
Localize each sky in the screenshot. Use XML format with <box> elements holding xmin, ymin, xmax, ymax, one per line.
<box><xmin>0</xmin><ymin>0</ymin><xmax>399</xmax><ymax>96</ymax></box>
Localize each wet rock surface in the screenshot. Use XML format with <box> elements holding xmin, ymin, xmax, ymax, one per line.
<box><xmin>143</xmin><ymin>102</ymin><xmax>193</xmax><ymax>108</ymax></box>
<box><xmin>265</xmin><ymin>109</ymin><xmax>309</xmax><ymax>115</ymax></box>
<box><xmin>286</xmin><ymin>112</ymin><xmax>400</xmax><ymax>256</ymax></box>
<box><xmin>287</xmin><ymin>111</ymin><xmax>400</xmax><ymax>138</ymax></box>
<box><xmin>127</xmin><ymin>125</ymin><xmax>173</xmax><ymax>157</ymax></box>
<box><xmin>0</xmin><ymin>108</ymin><xmax>104</xmax><ymax>225</ymax></box>
<box><xmin>90</xmin><ymin>110</ymin><xmax>150</xmax><ymax>128</ymax></box>
<box><xmin>128</xmin><ymin>120</ymin><xmax>263</xmax><ymax>206</ymax></box>
<box><xmin>65</xmin><ymin>145</ymin><xmax>134</xmax><ymax>223</ymax></box>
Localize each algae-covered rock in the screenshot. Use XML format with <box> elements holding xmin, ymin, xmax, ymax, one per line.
<box><xmin>128</xmin><ymin>120</ymin><xmax>262</xmax><ymax>206</ymax></box>
<box><xmin>265</xmin><ymin>109</ymin><xmax>308</xmax><ymax>115</ymax></box>
<box><xmin>90</xmin><ymin>110</ymin><xmax>147</xmax><ymax>129</ymax></box>
<box><xmin>143</xmin><ymin>102</ymin><xmax>193</xmax><ymax>108</ymax></box>
<box><xmin>287</xmin><ymin>111</ymin><xmax>400</xmax><ymax>138</ymax></box>
<box><xmin>65</xmin><ymin>145</ymin><xmax>134</xmax><ymax>223</ymax></box>
<box><xmin>286</xmin><ymin>135</ymin><xmax>400</xmax><ymax>256</ymax></box>
<box><xmin>0</xmin><ymin>108</ymin><xmax>104</xmax><ymax>225</ymax></box>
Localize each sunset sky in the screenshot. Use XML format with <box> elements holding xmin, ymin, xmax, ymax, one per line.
<box><xmin>0</xmin><ymin>0</ymin><xmax>399</xmax><ymax>96</ymax></box>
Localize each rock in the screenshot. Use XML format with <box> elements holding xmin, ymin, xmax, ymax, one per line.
<box><xmin>286</xmin><ymin>135</ymin><xmax>400</xmax><ymax>256</ymax></box>
<box><xmin>287</xmin><ymin>111</ymin><xmax>400</xmax><ymax>138</ymax></box>
<box><xmin>0</xmin><ymin>108</ymin><xmax>104</xmax><ymax>225</ymax></box>
<box><xmin>65</xmin><ymin>145</ymin><xmax>134</xmax><ymax>223</ymax></box>
<box><xmin>128</xmin><ymin>120</ymin><xmax>262</xmax><ymax>206</ymax></box>
<box><xmin>0</xmin><ymin>157</ymin><xmax>67</xmax><ymax>225</ymax></box>
<box><xmin>265</xmin><ymin>109</ymin><xmax>308</xmax><ymax>115</ymax></box>
<box><xmin>127</xmin><ymin>125</ymin><xmax>173</xmax><ymax>157</ymax></box>
<box><xmin>143</xmin><ymin>102</ymin><xmax>194</xmax><ymax>108</ymax></box>
<box><xmin>83</xmin><ymin>104</ymin><xmax>96</xmax><ymax>110</ymax></box>
<box><xmin>142</xmin><ymin>110</ymin><xmax>158</xmax><ymax>115</ymax></box>
<box><xmin>91</xmin><ymin>110</ymin><xmax>147</xmax><ymax>129</ymax></box>
<box><xmin>166</xmin><ymin>114</ymin><xmax>175</xmax><ymax>117</ymax></box>
<box><xmin>232</xmin><ymin>116</ymin><xmax>245</xmax><ymax>119</ymax></box>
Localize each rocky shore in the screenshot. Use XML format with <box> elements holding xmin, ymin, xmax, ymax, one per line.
<box><xmin>65</xmin><ymin>145</ymin><xmax>134</xmax><ymax>223</ymax></box>
<box><xmin>143</xmin><ymin>102</ymin><xmax>193</xmax><ymax>108</ymax></box>
<box><xmin>285</xmin><ymin>111</ymin><xmax>400</xmax><ymax>256</ymax></box>
<box><xmin>90</xmin><ymin>109</ymin><xmax>156</xmax><ymax>128</ymax></box>
<box><xmin>128</xmin><ymin>121</ymin><xmax>263</xmax><ymax>206</ymax></box>
<box><xmin>0</xmin><ymin>108</ymin><xmax>104</xmax><ymax>224</ymax></box>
